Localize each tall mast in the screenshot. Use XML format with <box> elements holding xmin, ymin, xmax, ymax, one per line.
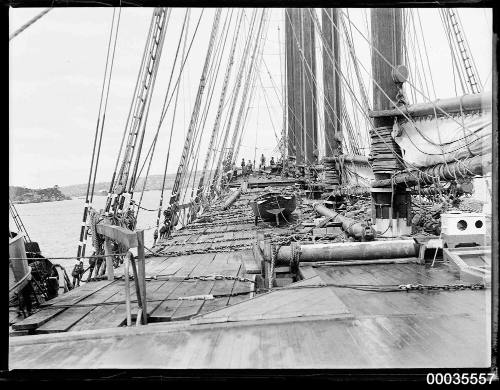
<box><xmin>322</xmin><ymin>8</ymin><xmax>342</xmax><ymax>159</ymax></box>
<box><xmin>370</xmin><ymin>8</ymin><xmax>411</xmax><ymax>237</ymax></box>
<box><xmin>302</xmin><ymin>9</ymin><xmax>318</xmax><ymax>164</ymax></box>
<box><xmin>285</xmin><ymin>9</ymin><xmax>295</xmax><ymax>165</ymax></box>
<box><xmin>285</xmin><ymin>8</ymin><xmax>305</xmax><ymax>165</ymax></box>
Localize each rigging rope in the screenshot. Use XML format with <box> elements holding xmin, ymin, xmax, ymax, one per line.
<box><xmin>77</xmin><ymin>7</ymin><xmax>121</xmax><ymax>263</ymax></box>
<box><xmin>9</xmin><ymin>8</ymin><xmax>52</xmax><ymax>41</ymax></box>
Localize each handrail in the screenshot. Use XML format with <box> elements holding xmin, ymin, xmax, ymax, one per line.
<box><xmin>95</xmin><ymin>223</ymin><xmax>147</xmax><ymax>325</ymax></box>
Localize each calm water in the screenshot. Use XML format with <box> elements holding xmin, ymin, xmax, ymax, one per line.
<box><xmin>10</xmin><ymin>190</ymin><xmax>169</xmax><ymax>273</ymax></box>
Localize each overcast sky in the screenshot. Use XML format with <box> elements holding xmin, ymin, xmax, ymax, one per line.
<box><xmin>9</xmin><ymin>7</ymin><xmax>492</xmax><ymax>188</ymax></box>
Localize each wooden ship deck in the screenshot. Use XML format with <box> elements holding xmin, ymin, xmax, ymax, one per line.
<box><xmin>9</xmin><ymin>174</ymin><xmax>491</xmax><ymax>369</ymax></box>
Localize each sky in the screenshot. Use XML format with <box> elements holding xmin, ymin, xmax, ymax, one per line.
<box><xmin>9</xmin><ymin>7</ymin><xmax>492</xmax><ymax>189</ymax></box>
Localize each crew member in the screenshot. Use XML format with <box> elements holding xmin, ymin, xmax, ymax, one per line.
<box><xmin>260</xmin><ymin>153</ymin><xmax>266</xmax><ymax>170</ymax></box>
<box><xmin>270</xmin><ymin>156</ymin><xmax>275</xmax><ymax>166</ymax></box>
<box><xmin>160</xmin><ymin>206</ymin><xmax>173</xmax><ymax>239</ymax></box>
<box><xmin>241</xmin><ymin>158</ymin><xmax>246</xmax><ymax>176</ymax></box>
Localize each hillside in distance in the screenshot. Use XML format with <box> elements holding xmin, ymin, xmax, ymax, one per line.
<box><xmin>59</xmin><ymin>171</ymin><xmax>213</xmax><ymax>197</ymax></box>
<box><xmin>10</xmin><ymin>185</ymin><xmax>71</xmax><ymax>203</ymax></box>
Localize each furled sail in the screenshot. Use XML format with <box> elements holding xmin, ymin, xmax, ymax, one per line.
<box><xmin>392</xmin><ymin>94</ymin><xmax>492</xmax><ymax>168</ymax></box>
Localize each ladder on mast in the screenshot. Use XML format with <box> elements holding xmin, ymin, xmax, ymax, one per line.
<box><xmin>107</xmin><ymin>8</ymin><xmax>169</xmax><ymax>215</ymax></box>
<box><xmin>445</xmin><ymin>8</ymin><xmax>482</xmax><ymax>94</ymax></box>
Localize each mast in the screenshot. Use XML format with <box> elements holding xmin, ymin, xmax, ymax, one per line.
<box><xmin>370</xmin><ymin>8</ymin><xmax>411</xmax><ymax>237</ymax></box>
<box><xmin>302</xmin><ymin>9</ymin><xmax>318</xmax><ymax>164</ymax></box>
<box><xmin>285</xmin><ymin>9</ymin><xmax>295</xmax><ymax>165</ymax></box>
<box><xmin>285</xmin><ymin>8</ymin><xmax>304</xmax><ymax>165</ymax></box>
<box><xmin>321</xmin><ymin>8</ymin><xmax>342</xmax><ymax>191</ymax></box>
<box><xmin>322</xmin><ymin>8</ymin><xmax>342</xmax><ymax>159</ymax></box>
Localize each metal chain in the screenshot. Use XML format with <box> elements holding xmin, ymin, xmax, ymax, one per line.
<box><xmin>398</xmin><ymin>283</ymin><xmax>485</xmax><ymax>292</ymax></box>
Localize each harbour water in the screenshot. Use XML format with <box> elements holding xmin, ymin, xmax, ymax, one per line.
<box><xmin>9</xmin><ymin>190</ymin><xmax>169</xmax><ymax>273</ymax></box>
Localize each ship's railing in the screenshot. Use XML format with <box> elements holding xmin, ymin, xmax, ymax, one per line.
<box><xmin>95</xmin><ymin>224</ymin><xmax>147</xmax><ymax>326</ymax></box>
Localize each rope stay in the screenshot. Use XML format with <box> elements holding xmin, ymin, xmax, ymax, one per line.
<box><xmin>209</xmin><ymin>9</ymin><xmax>259</xmax><ymax>194</ymax></box>
<box><xmin>227</xmin><ymin>9</ymin><xmax>269</xmax><ymax>169</ymax></box>
<box><xmin>9</xmin><ymin>8</ymin><xmax>52</xmax><ymax>41</ymax></box>
<box><xmin>196</xmin><ymin>9</ymin><xmax>244</xmax><ymax>202</ymax></box>
<box><xmin>168</xmin><ymin>8</ymin><xmax>223</xmax><ymax>216</ymax></box>
<box><xmin>179</xmin><ymin>9</ymin><xmax>234</xmax><ymax>207</ymax></box>
<box><xmin>76</xmin><ymin>7</ymin><xmax>121</xmax><ymax>263</ymax></box>
<box><xmin>105</xmin><ymin>8</ymin><xmax>169</xmax><ymax>220</ymax></box>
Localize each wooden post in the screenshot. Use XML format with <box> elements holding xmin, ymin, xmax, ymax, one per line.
<box><xmin>124</xmin><ymin>253</ymin><xmax>132</xmax><ymax>326</ymax></box>
<box><xmin>136</xmin><ymin>230</ymin><xmax>147</xmax><ymax>324</ymax></box>
<box><xmin>104</xmin><ymin>238</ymin><xmax>114</xmax><ymax>281</ymax></box>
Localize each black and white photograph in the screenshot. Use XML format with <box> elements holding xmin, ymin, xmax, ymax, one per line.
<box><xmin>7</xmin><ymin>1</ymin><xmax>497</xmax><ymax>379</ymax></box>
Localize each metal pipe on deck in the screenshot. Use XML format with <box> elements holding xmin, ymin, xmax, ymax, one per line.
<box><xmin>314</xmin><ymin>203</ymin><xmax>376</xmax><ymax>240</ymax></box>
<box><xmin>275</xmin><ymin>240</ymin><xmax>418</xmax><ymax>265</ymax></box>
<box><xmin>223</xmin><ymin>188</ymin><xmax>242</xmax><ymax>210</ymax></box>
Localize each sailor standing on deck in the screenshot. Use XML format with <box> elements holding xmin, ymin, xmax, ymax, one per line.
<box><xmin>241</xmin><ymin>158</ymin><xmax>246</xmax><ymax>176</ymax></box>
<box><xmin>260</xmin><ymin>153</ymin><xmax>266</xmax><ymax>170</ymax></box>
<box><xmin>160</xmin><ymin>205</ymin><xmax>173</xmax><ymax>239</ymax></box>
<box><xmin>246</xmin><ymin>160</ymin><xmax>253</xmax><ymax>175</ymax></box>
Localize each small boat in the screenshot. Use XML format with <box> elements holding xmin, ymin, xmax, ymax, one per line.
<box><xmin>251</xmin><ymin>192</ymin><xmax>296</xmax><ymax>225</ymax></box>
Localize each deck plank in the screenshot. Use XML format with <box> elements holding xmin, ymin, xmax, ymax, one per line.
<box><xmin>37</xmin><ymin>281</ymin><xmax>123</xmax><ymax>333</ymax></box>
<box><xmin>12</xmin><ymin>281</ymin><xmax>114</xmax><ymax>331</ymax></box>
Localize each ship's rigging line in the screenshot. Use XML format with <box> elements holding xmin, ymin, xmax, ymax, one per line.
<box><xmin>312</xmin><ymin>9</ymin><xmax>485</xmax><ymax>180</ymax></box>
<box><xmin>154</xmin><ymin>10</ymin><xmax>193</xmax><ymax>237</ymax></box>
<box><xmin>285</xmin><ymin>10</ymin><xmax>362</xmax><ymax>159</ymax></box>
<box><xmin>208</xmin><ymin>10</ymin><xmax>259</xmax><ymax>193</ymax></box>
<box><xmin>231</xmin><ymin>10</ymin><xmax>270</xmax><ymax>168</ymax></box>
<box><xmin>338</xmin><ymin>9</ymin><xmax>485</xmax><ymax>133</ymax></box>
<box><xmin>132</xmin><ymin>8</ymin><xmax>201</xmax><ymax>194</ymax></box>
<box><xmin>127</xmin><ymin>10</ymin><xmax>172</xmax><ymax>200</ymax></box>
<box><xmin>286</xmin><ymin>10</ymin><xmax>363</xmax><ymax>157</ymax></box>
<box><xmin>133</xmin><ymin>9</ymin><xmax>193</xmax><ymax>224</ymax></box>
<box><xmin>77</xmin><ymin>7</ymin><xmax>121</xmax><ymax>261</ymax></box>
<box><xmin>197</xmin><ymin>9</ymin><xmax>244</xmax><ymax>201</ymax></box>
<box><xmin>167</xmin><ymin>8</ymin><xmax>223</xmax><ymax>229</ymax></box>
<box><xmin>179</xmin><ymin>9</ymin><xmax>235</xmax><ymax>207</ymax></box>
<box><xmin>104</xmin><ymin>8</ymin><xmax>170</xmax><ymax>225</ymax></box>
<box><xmin>227</xmin><ymin>10</ymin><xmax>268</xmax><ymax>169</ymax></box>
<box><xmin>176</xmin><ymin>10</ymin><xmax>228</xmax><ymax>205</ymax></box>
<box><xmin>344</xmin><ymin>9</ymin><xmax>371</xmax><ymax>151</ymax></box>
<box><xmin>136</xmin><ymin>8</ymin><xmax>220</xmax><ymax>222</ymax></box>
<box><xmin>312</xmin><ymin>9</ymin><xmax>440</xmax><ymax>177</ymax></box>
<box><xmin>9</xmin><ymin>8</ymin><xmax>52</xmax><ymax>41</ymax></box>
<box><xmin>174</xmin><ymin>9</ymin><xmax>234</xmax><ymax>216</ymax></box>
